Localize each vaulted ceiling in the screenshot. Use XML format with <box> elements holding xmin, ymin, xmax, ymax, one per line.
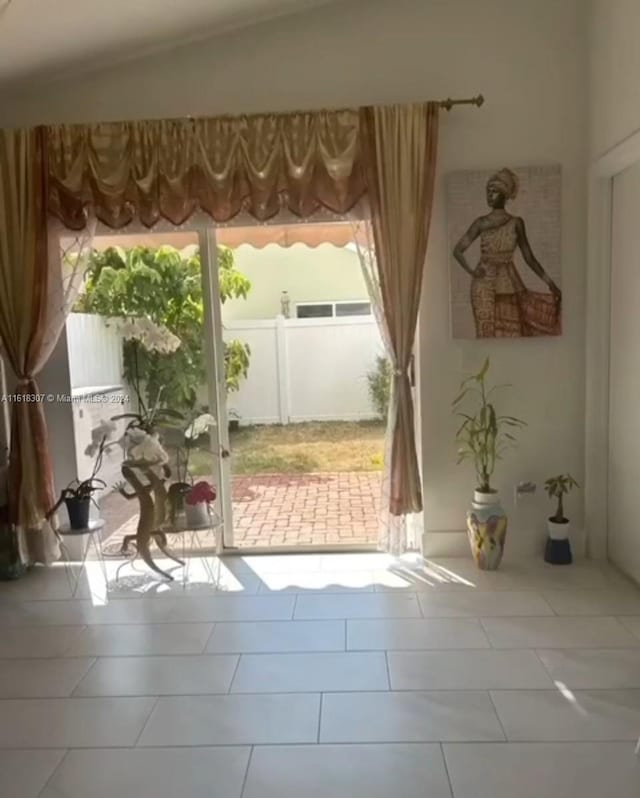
<box><xmin>0</xmin><ymin>0</ymin><xmax>338</xmax><ymax>89</ymax></box>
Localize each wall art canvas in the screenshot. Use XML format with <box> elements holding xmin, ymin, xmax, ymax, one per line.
<box><xmin>448</xmin><ymin>164</ymin><xmax>561</xmax><ymax>339</ymax></box>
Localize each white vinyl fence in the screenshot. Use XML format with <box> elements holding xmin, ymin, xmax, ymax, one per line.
<box><xmin>225</xmin><ymin>316</ymin><xmax>385</xmax><ymax>424</ymax></box>
<box><xmin>66</xmin><ymin>313</ymin><xmax>131</xmax><ymax>491</ymax></box>
<box><xmin>66</xmin><ymin>313</ymin><xmax>386</xmax><ymax>427</ymax></box>
<box><xmin>66</xmin><ymin>313</ymin><xmax>123</xmax><ymax>390</ymax></box>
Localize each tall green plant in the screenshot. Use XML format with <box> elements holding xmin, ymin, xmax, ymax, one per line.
<box><xmin>452</xmin><ymin>358</ymin><xmax>525</xmax><ymax>493</ymax></box>
<box><xmin>367</xmin><ymin>356</ymin><xmax>392</xmax><ymax>421</ymax></box>
<box><xmin>75</xmin><ymin>245</ymin><xmax>251</xmax><ymax>412</ymax></box>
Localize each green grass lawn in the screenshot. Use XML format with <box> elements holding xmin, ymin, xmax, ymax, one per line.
<box><xmin>190</xmin><ymin>420</ymin><xmax>386</xmax><ymax>476</ymax></box>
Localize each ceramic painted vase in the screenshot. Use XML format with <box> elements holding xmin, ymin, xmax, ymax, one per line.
<box><xmin>466</xmin><ymin>490</ymin><xmax>508</xmax><ymax>570</ymax></box>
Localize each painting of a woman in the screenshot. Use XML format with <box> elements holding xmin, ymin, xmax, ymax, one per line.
<box><xmin>452</xmin><ymin>167</ymin><xmax>561</xmax><ymax>338</ymax></box>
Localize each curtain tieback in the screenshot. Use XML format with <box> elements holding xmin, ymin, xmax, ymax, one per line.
<box><xmin>393</xmin><ymin>362</ymin><xmax>415</xmax><ymax>388</ymax></box>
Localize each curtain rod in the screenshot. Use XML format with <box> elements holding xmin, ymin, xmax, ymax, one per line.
<box><xmin>438</xmin><ymin>94</ymin><xmax>484</xmax><ymax>111</ymax></box>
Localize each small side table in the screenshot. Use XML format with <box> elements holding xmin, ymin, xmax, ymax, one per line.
<box><xmin>56</xmin><ymin>519</ymin><xmax>107</xmax><ymax>597</ymax></box>
<box><xmin>169</xmin><ymin>509</ymin><xmax>224</xmax><ymax>585</ymax></box>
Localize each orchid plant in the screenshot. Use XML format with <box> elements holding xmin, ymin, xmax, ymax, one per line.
<box><xmin>48</xmin><ymin>421</ymin><xmax>119</xmax><ymax>518</ymax></box>
<box><xmin>186</xmin><ymin>480</ymin><xmax>217</xmax><ymax>506</ymax></box>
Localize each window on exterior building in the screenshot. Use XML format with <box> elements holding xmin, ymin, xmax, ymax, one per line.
<box><xmin>296</xmin><ymin>300</ymin><xmax>371</xmax><ymax>319</ymax></box>
<box><xmin>335</xmin><ymin>301</ymin><xmax>371</xmax><ymax>317</ymax></box>
<box><xmin>296</xmin><ymin>303</ymin><xmax>333</xmax><ymax>318</ymax></box>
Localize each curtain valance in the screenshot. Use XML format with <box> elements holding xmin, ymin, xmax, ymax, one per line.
<box><xmin>46</xmin><ymin>110</ymin><xmax>365</xmax><ymax>230</ymax></box>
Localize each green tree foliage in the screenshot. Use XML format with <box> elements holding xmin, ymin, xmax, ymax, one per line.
<box><xmin>75</xmin><ymin>245</ymin><xmax>251</xmax><ymax>411</ymax></box>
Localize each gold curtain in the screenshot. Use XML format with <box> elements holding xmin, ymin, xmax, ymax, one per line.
<box><xmin>46</xmin><ymin>110</ymin><xmax>366</xmax><ymax>229</ymax></box>
<box><xmin>0</xmin><ymin>129</ymin><xmax>94</xmax><ymax>563</ymax></box>
<box><xmin>360</xmin><ymin>102</ymin><xmax>439</xmax><ymax>521</ymax></box>
<box><xmin>0</xmin><ymin>128</ymin><xmax>57</xmax><ymax>562</ymax></box>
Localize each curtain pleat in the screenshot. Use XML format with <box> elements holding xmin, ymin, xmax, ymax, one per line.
<box><xmin>0</xmin><ymin>128</ymin><xmax>94</xmax><ymax>563</ymax></box>
<box><xmin>46</xmin><ymin>111</ymin><xmax>365</xmax><ymax>229</ymax></box>
<box><xmin>359</xmin><ymin>103</ymin><xmax>439</xmax><ymax>546</ymax></box>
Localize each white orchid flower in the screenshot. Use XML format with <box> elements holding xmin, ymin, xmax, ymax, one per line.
<box><xmin>185</xmin><ymin>413</ymin><xmax>217</xmax><ymax>439</ymax></box>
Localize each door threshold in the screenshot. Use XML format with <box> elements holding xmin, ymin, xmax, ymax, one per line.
<box><xmin>221</xmin><ymin>544</ymin><xmax>379</xmax><ymax>556</ymax></box>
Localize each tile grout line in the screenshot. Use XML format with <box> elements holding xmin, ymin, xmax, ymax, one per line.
<box><xmin>239</xmin><ymin>745</ymin><xmax>254</xmax><ymax>798</ymax></box>
<box><xmin>439</xmin><ymin>742</ymin><xmax>456</xmax><ymax>798</ymax></box>
<box><xmin>201</xmin><ymin>622</ymin><xmax>217</xmax><ymax>653</ymax></box>
<box><xmin>487</xmin><ymin>689</ymin><xmax>509</xmax><ymax>742</ymax></box>
<box><xmin>36</xmin><ymin>748</ymin><xmax>70</xmax><ymax>798</ymax></box>
<box><xmin>228</xmin><ymin>654</ymin><xmax>243</xmax><ymax>694</ymax></box>
<box><xmin>69</xmin><ymin>656</ymin><xmax>98</xmax><ymax>698</ymax></box>
<box><xmin>132</xmin><ymin>696</ymin><xmax>160</xmax><ymax>748</ymax></box>
<box><xmin>317</xmin><ymin>693</ymin><xmax>324</xmax><ymax>743</ymax></box>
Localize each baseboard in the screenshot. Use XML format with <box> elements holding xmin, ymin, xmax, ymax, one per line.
<box><xmin>421</xmin><ymin>531</ymin><xmax>470</xmax><ymax>558</ymax></box>
<box><xmin>422</xmin><ymin>527</ymin><xmax>587</xmax><ymax>560</ymax></box>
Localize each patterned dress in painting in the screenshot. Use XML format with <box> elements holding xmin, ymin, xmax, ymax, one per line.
<box><xmin>471</xmin><ymin>217</ymin><xmax>560</xmax><ymax>338</ymax></box>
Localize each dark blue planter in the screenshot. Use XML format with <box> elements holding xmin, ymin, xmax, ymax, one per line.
<box><xmin>544</xmin><ymin>537</ymin><xmax>573</xmax><ymax>565</ymax></box>
<box><xmin>65</xmin><ymin>497</ymin><xmax>91</xmax><ymax>530</ymax></box>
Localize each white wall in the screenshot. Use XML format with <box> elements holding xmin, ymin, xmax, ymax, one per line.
<box><xmin>589</xmin><ymin>0</ymin><xmax>640</xmax><ymax>160</ymax></box>
<box><xmin>1</xmin><ymin>0</ymin><xmax>588</xmax><ymax>558</ymax></box>
<box><xmin>587</xmin><ymin>2</ymin><xmax>640</xmax><ymax>577</ymax></box>
<box><xmin>607</xmin><ymin>163</ymin><xmax>640</xmax><ymax>584</ymax></box>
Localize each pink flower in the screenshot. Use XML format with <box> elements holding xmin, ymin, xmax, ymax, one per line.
<box><xmin>186</xmin><ymin>480</ymin><xmax>216</xmax><ymax>505</ymax></box>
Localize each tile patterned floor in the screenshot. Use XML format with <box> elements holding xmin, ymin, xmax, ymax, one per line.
<box><xmin>100</xmin><ymin>471</ymin><xmax>381</xmax><ymax>549</ymax></box>
<box><xmin>1</xmin><ymin>554</ymin><xmax>640</xmax><ymax>797</ymax></box>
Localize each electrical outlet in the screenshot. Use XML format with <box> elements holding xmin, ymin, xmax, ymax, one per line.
<box><xmin>515</xmin><ymin>481</ymin><xmax>536</xmax><ymax>503</ymax></box>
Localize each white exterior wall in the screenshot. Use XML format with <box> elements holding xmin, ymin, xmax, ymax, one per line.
<box><xmin>222</xmin><ymin>243</ymin><xmax>368</xmax><ymax>322</ymax></box>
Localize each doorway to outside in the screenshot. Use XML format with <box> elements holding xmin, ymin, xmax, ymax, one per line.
<box><xmin>217</xmin><ymin>222</ymin><xmax>385</xmax><ymax>548</ymax></box>
<box><xmin>65</xmin><ymin>223</ymin><xmax>386</xmax><ymax>553</ymax></box>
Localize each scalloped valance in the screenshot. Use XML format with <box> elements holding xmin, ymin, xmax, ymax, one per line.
<box><xmin>46</xmin><ymin>109</ymin><xmax>366</xmax><ymax>230</ymax></box>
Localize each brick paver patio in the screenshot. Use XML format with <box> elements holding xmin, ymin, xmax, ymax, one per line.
<box><xmin>100</xmin><ymin>471</ymin><xmax>381</xmax><ymax>550</ymax></box>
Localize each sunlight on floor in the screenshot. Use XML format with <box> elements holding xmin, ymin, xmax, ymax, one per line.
<box><xmin>554</xmin><ymin>680</ymin><xmax>589</xmax><ymax>717</ymax></box>
<box><xmin>53</xmin><ymin>552</ymin><xmax>482</xmax><ymax>606</ymax></box>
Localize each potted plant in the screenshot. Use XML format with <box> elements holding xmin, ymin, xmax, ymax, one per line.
<box><xmin>185</xmin><ymin>480</ymin><xmax>217</xmax><ymax>527</ymax></box>
<box><xmin>453</xmin><ymin>358</ymin><xmax>526</xmax><ymax>569</ymax></box>
<box><xmin>163</xmin><ymin>412</ymin><xmax>218</xmax><ymax>523</ymax></box>
<box><xmin>0</xmin><ymin>457</ymin><xmax>26</xmax><ymax>580</ymax></box>
<box><xmin>544</xmin><ymin>473</ymin><xmax>579</xmax><ymax>565</ymax></box>
<box><xmin>49</xmin><ymin>425</ymin><xmax>117</xmax><ymax>530</ymax></box>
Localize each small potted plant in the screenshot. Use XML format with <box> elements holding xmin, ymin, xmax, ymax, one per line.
<box><xmin>49</xmin><ymin>425</ymin><xmax>117</xmax><ymax>531</ymax></box>
<box><xmin>544</xmin><ymin>473</ymin><xmax>579</xmax><ymax>565</ymax></box>
<box><xmin>453</xmin><ymin>358</ymin><xmax>526</xmax><ymax>570</ymax></box>
<box><xmin>185</xmin><ymin>480</ymin><xmax>217</xmax><ymax>527</ymax></box>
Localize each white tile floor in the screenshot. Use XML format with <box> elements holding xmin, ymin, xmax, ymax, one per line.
<box><xmin>1</xmin><ymin>553</ymin><xmax>640</xmax><ymax>797</ymax></box>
